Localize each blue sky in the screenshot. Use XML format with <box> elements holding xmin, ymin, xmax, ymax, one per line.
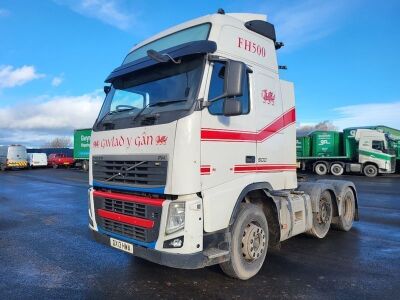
<box><xmin>0</xmin><ymin>0</ymin><xmax>399</xmax><ymax>146</ymax></box>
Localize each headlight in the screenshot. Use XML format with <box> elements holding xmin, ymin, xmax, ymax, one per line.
<box><xmin>166</xmin><ymin>202</ymin><xmax>185</xmax><ymax>234</ymax></box>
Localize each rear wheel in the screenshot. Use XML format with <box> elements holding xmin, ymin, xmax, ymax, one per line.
<box><xmin>333</xmin><ymin>188</ymin><xmax>355</xmax><ymax>231</ymax></box>
<box><xmin>363</xmin><ymin>164</ymin><xmax>378</xmax><ymax>177</ymax></box>
<box><xmin>330</xmin><ymin>163</ymin><xmax>344</xmax><ymax>176</ymax></box>
<box><xmin>307</xmin><ymin>190</ymin><xmax>333</xmax><ymax>238</ymax></box>
<box><xmin>82</xmin><ymin>160</ymin><xmax>89</xmax><ymax>172</ymax></box>
<box><xmin>220</xmin><ymin>203</ymin><xmax>268</xmax><ymax>280</ymax></box>
<box><xmin>315</xmin><ymin>163</ymin><xmax>328</xmax><ymax>176</ymax></box>
<box><xmin>52</xmin><ymin>164</ymin><xmax>58</xmax><ymax>169</ymax></box>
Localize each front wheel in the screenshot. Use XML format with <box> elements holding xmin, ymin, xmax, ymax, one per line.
<box><xmin>363</xmin><ymin>164</ymin><xmax>378</xmax><ymax>177</ymax></box>
<box><xmin>52</xmin><ymin>164</ymin><xmax>58</xmax><ymax>169</ymax></box>
<box><xmin>220</xmin><ymin>203</ymin><xmax>268</xmax><ymax>280</ymax></box>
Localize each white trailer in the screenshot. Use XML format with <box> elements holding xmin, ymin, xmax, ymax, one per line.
<box><xmin>88</xmin><ymin>10</ymin><xmax>359</xmax><ymax>279</ymax></box>
<box><xmin>0</xmin><ymin>145</ymin><xmax>28</xmax><ymax>171</ymax></box>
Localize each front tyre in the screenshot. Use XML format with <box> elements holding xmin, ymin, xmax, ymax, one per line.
<box><xmin>363</xmin><ymin>164</ymin><xmax>378</xmax><ymax>177</ymax></box>
<box><xmin>220</xmin><ymin>203</ymin><xmax>268</xmax><ymax>280</ymax></box>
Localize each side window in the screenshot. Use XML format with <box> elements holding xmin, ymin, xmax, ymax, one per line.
<box><xmin>372</xmin><ymin>140</ymin><xmax>384</xmax><ymax>151</ymax></box>
<box><xmin>207</xmin><ymin>62</ymin><xmax>250</xmax><ymax>115</ymax></box>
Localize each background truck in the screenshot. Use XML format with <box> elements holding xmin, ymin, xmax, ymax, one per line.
<box><xmin>88</xmin><ymin>10</ymin><xmax>359</xmax><ymax>280</ymax></box>
<box><xmin>73</xmin><ymin>129</ymin><xmax>91</xmax><ymax>171</ymax></box>
<box><xmin>0</xmin><ymin>145</ymin><xmax>28</xmax><ymax>171</ymax></box>
<box><xmin>297</xmin><ymin>129</ymin><xmax>395</xmax><ymax>177</ymax></box>
<box><xmin>344</xmin><ymin>125</ymin><xmax>400</xmax><ymax>171</ymax></box>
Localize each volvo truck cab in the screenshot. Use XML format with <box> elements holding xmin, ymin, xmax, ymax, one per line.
<box><xmin>89</xmin><ymin>11</ymin><xmax>359</xmax><ymax>280</ymax></box>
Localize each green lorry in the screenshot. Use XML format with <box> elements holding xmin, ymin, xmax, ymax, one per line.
<box><xmin>297</xmin><ymin>128</ymin><xmax>396</xmax><ymax>177</ymax></box>
<box><xmin>73</xmin><ymin>129</ymin><xmax>92</xmax><ymax>171</ymax></box>
<box><xmin>344</xmin><ymin>125</ymin><xmax>400</xmax><ymax>170</ymax></box>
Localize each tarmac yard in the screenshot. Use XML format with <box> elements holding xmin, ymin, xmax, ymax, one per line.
<box><xmin>0</xmin><ymin>169</ymin><xmax>399</xmax><ymax>299</ymax></box>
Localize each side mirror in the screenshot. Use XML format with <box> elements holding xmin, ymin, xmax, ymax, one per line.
<box><xmin>104</xmin><ymin>86</ymin><xmax>111</xmax><ymax>94</ymax></box>
<box><xmin>224</xmin><ymin>60</ymin><xmax>246</xmax><ymax>98</ymax></box>
<box><xmin>223</xmin><ymin>98</ymin><xmax>242</xmax><ymax>116</ymax></box>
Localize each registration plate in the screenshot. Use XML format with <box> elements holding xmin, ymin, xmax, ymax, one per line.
<box><xmin>110</xmin><ymin>237</ymin><xmax>133</xmax><ymax>254</ymax></box>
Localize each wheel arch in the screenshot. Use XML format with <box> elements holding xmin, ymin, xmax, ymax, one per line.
<box><xmin>229</xmin><ymin>182</ymin><xmax>281</xmax><ymax>248</ymax></box>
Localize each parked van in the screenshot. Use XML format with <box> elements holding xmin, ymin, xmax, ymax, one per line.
<box><xmin>27</xmin><ymin>153</ymin><xmax>48</xmax><ymax>168</ymax></box>
<box><xmin>0</xmin><ymin>145</ymin><xmax>28</xmax><ymax>171</ymax></box>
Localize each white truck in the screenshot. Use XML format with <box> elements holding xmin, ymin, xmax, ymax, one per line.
<box><xmin>88</xmin><ymin>11</ymin><xmax>359</xmax><ymax>280</ymax></box>
<box><xmin>0</xmin><ymin>145</ymin><xmax>28</xmax><ymax>171</ymax></box>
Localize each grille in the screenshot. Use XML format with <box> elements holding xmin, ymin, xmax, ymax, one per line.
<box><xmin>104</xmin><ymin>198</ymin><xmax>146</xmax><ymax>218</ymax></box>
<box><xmin>94</xmin><ymin>188</ymin><xmax>163</xmax><ymax>243</ymax></box>
<box><xmin>391</xmin><ymin>157</ymin><xmax>396</xmax><ymax>172</ymax></box>
<box><xmin>101</xmin><ymin>219</ymin><xmax>146</xmax><ymax>241</ymax></box>
<box><xmin>93</xmin><ymin>156</ymin><xmax>168</xmax><ymax>187</ymax></box>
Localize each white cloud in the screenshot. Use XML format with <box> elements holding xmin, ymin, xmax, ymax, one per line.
<box><xmin>0</xmin><ymin>90</ymin><xmax>103</xmax><ymax>146</ymax></box>
<box><xmin>270</xmin><ymin>0</ymin><xmax>353</xmax><ymax>50</ymax></box>
<box><xmin>332</xmin><ymin>101</ymin><xmax>400</xmax><ymax>130</ymax></box>
<box><xmin>56</xmin><ymin>0</ymin><xmax>136</xmax><ymax>30</ymax></box>
<box><xmin>51</xmin><ymin>76</ymin><xmax>63</xmax><ymax>87</ymax></box>
<box><xmin>0</xmin><ymin>8</ymin><xmax>10</xmax><ymax>17</ymax></box>
<box><xmin>0</xmin><ymin>65</ymin><xmax>45</xmax><ymax>89</ymax></box>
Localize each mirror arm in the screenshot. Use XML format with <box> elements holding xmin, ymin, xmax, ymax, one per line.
<box><xmin>202</xmin><ymin>93</ymin><xmax>228</xmax><ymax>108</ymax></box>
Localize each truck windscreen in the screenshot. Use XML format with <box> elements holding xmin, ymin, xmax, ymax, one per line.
<box><xmin>95</xmin><ymin>56</ymin><xmax>204</xmax><ymax>131</ymax></box>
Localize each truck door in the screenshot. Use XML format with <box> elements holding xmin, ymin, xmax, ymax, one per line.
<box><xmin>200</xmin><ymin>61</ymin><xmax>256</xmax><ymax>190</ymax></box>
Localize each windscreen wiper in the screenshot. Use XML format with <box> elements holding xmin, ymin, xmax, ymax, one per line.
<box><xmin>149</xmin><ymin>99</ymin><xmax>187</xmax><ymax>107</ymax></box>
<box><xmin>131</xmin><ymin>103</ymin><xmax>150</xmax><ymax>123</ymax></box>
<box><xmin>96</xmin><ymin>111</ymin><xmax>115</xmax><ymax>128</ymax></box>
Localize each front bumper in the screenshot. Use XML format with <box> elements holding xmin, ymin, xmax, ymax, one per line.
<box><xmin>90</xmin><ymin>228</ymin><xmax>226</xmax><ymax>269</ymax></box>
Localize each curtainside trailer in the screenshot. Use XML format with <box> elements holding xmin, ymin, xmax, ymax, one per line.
<box><xmin>297</xmin><ymin>129</ymin><xmax>396</xmax><ymax>177</ymax></box>
<box><xmin>73</xmin><ymin>129</ymin><xmax>92</xmax><ymax>171</ymax></box>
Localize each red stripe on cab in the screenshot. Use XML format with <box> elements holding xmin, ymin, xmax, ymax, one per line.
<box><xmin>233</xmin><ymin>164</ymin><xmax>297</xmax><ymax>173</ymax></box>
<box><xmin>97</xmin><ymin>209</ymin><xmax>154</xmax><ymax>229</ymax></box>
<box><xmin>201</xmin><ymin>107</ymin><xmax>296</xmax><ymax>142</ymax></box>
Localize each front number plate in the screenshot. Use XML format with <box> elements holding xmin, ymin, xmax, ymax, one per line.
<box><xmin>110</xmin><ymin>237</ymin><xmax>133</xmax><ymax>254</ymax></box>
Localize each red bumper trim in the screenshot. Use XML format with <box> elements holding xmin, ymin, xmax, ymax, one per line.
<box><xmin>97</xmin><ymin>209</ymin><xmax>154</xmax><ymax>229</ymax></box>
<box><xmin>93</xmin><ymin>190</ymin><xmax>164</xmax><ymax>207</ymax></box>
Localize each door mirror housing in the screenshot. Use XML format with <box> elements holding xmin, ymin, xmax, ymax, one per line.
<box><xmin>223</xmin><ymin>98</ymin><xmax>242</xmax><ymax>116</ymax></box>
<box><xmin>224</xmin><ymin>60</ymin><xmax>245</xmax><ymax>98</ymax></box>
<box><xmin>206</xmin><ymin>59</ymin><xmax>247</xmax><ymax>103</ymax></box>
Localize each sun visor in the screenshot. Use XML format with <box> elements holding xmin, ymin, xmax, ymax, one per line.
<box><xmin>105</xmin><ymin>40</ymin><xmax>217</xmax><ymax>83</ymax></box>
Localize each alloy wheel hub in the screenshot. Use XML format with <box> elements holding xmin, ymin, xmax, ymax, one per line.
<box><xmin>242</xmin><ymin>223</ymin><xmax>266</xmax><ymax>261</ymax></box>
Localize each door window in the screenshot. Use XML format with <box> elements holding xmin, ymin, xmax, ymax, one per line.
<box><xmin>372</xmin><ymin>140</ymin><xmax>384</xmax><ymax>151</ymax></box>
<box><xmin>207</xmin><ymin>62</ymin><xmax>250</xmax><ymax>115</ymax></box>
